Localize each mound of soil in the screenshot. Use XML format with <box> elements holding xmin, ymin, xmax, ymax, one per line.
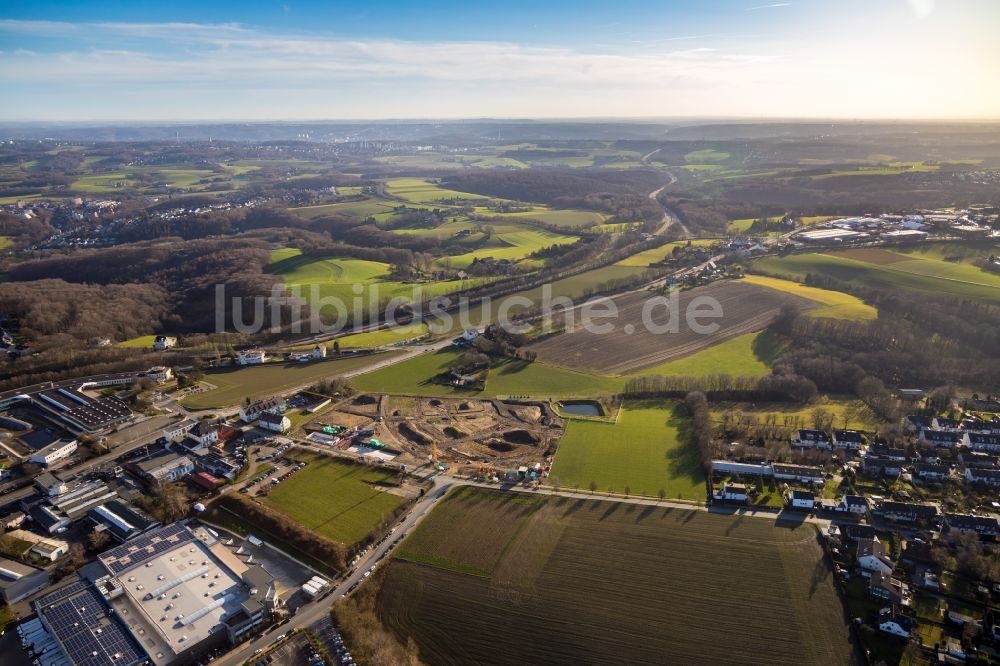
<box><xmin>353</xmin><ymin>394</ymin><xmax>378</xmax><ymax>405</ymax></box>
<box><xmin>511</xmin><ymin>406</ymin><xmax>542</xmax><ymax>424</ymax></box>
<box><xmin>399</xmin><ymin>421</ymin><xmax>433</xmax><ymax>445</ymax></box>
<box><xmin>430</xmin><ymin>399</ymin><xmax>443</xmax><ymax>407</ymax></box>
<box><xmin>487</xmin><ymin>441</ymin><xmax>515</xmax><ymax>452</ymax></box>
<box><xmin>503</xmin><ymin>429</ymin><xmax>540</xmax><ymax>445</ymax></box>
<box><xmin>444</xmin><ymin>426</ymin><xmax>467</xmax><ymax>439</ymax></box>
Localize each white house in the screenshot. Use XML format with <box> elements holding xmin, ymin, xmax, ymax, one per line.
<box><xmin>836</xmin><ymin>495</ymin><xmax>870</xmax><ymax>515</ymax></box>
<box><xmin>152</xmin><ymin>335</ymin><xmax>176</xmax><ymax>351</ymax></box>
<box><xmin>967</xmin><ymin>432</ymin><xmax>1000</xmax><ymax>453</ymax></box>
<box><xmin>237</xmin><ymin>349</ymin><xmax>266</xmax><ymax>365</ymax></box>
<box><xmin>965</xmin><ymin>467</ymin><xmax>1000</xmax><ymax>487</ymax></box>
<box><xmin>789</xmin><ymin>490</ymin><xmax>815</xmax><ymax>510</ymax></box>
<box><xmin>258</xmin><ymin>412</ymin><xmax>291</xmax><ymax>433</ymax></box>
<box><xmin>29</xmin><ymin>439</ymin><xmax>78</xmax><ymax>466</ymax></box>
<box><xmin>145</xmin><ymin>365</ymin><xmax>173</xmax><ymax>383</ymax></box>
<box><xmin>240</xmin><ymin>396</ymin><xmax>285</xmax><ymax>423</ymax></box>
<box><xmin>188</xmin><ymin>421</ymin><xmax>219</xmax><ymax>446</ymax></box>
<box><xmin>792</xmin><ymin>429</ymin><xmax>832</xmax><ymax>450</ymax></box>
<box><xmin>857</xmin><ymin>537</ymin><xmax>893</xmax><ymax>575</ymax></box>
<box><xmin>720</xmin><ymin>482</ymin><xmax>748</xmax><ymax>503</ymax></box>
<box><xmin>163</xmin><ymin>419</ymin><xmax>197</xmax><ymax>443</ymax></box>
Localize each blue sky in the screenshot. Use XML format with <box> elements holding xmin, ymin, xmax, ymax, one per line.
<box><xmin>1</xmin><ymin>0</ymin><xmax>998</xmax><ymax>121</ymax></box>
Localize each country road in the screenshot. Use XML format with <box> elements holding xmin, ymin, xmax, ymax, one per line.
<box><xmin>641</xmin><ymin>147</ymin><xmax>692</xmax><ymax>238</ymax></box>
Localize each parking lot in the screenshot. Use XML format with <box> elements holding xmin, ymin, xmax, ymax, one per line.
<box><xmin>245</xmin><ymin>621</ymin><xmax>355</xmax><ymax>666</ymax></box>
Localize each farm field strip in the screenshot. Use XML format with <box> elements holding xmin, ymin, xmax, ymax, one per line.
<box><xmin>754</xmin><ymin>251</ymin><xmax>1000</xmax><ymax>304</ymax></box>
<box><xmin>528</xmin><ymin>280</ymin><xmax>814</xmax><ymax>375</ymax></box>
<box><xmin>377</xmin><ymin>487</ymin><xmax>855</xmax><ymax>666</ymax></box>
<box><xmin>741</xmin><ymin>274</ymin><xmax>877</xmax><ymax>320</ymax></box>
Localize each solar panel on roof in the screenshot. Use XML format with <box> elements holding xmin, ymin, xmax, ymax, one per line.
<box><xmin>100</xmin><ymin>523</ymin><xmax>193</xmax><ymax>575</ymax></box>
<box><xmin>37</xmin><ymin>582</ymin><xmax>146</xmax><ymax>666</ymax></box>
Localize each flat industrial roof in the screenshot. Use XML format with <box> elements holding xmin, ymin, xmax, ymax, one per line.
<box><xmin>108</xmin><ymin>527</ymin><xmax>250</xmax><ymax>665</ymax></box>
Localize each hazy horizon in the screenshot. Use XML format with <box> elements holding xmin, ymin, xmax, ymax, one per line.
<box><xmin>2</xmin><ymin>0</ymin><xmax>999</xmax><ymax>122</ymax></box>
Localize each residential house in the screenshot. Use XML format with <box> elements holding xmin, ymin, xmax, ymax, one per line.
<box><xmin>239</xmin><ymin>396</ymin><xmax>286</xmax><ymax>423</ymax></box>
<box><xmin>967</xmin><ymin>432</ymin><xmax>1000</xmax><ymax>453</ymax></box>
<box><xmin>836</xmin><ymin>495</ymin><xmax>870</xmax><ymax>515</ymax></box>
<box><xmin>869</xmin><ymin>570</ymin><xmax>910</xmax><ymax>605</ymax></box>
<box><xmin>788</xmin><ymin>490</ymin><xmax>815</xmax><ymax>510</ymax></box>
<box><xmin>914</xmin><ymin>462</ymin><xmax>951</xmax><ymax>482</ymax></box>
<box><xmin>933</xmin><ymin>416</ymin><xmax>962</xmax><ymax>430</ymax></box>
<box><xmin>875</xmin><ymin>500</ymin><xmax>940</xmax><ymax>524</ymax></box>
<box><xmin>958</xmin><ymin>450</ymin><xmax>998</xmax><ymax>469</ymax></box>
<box><xmin>162</xmin><ymin>418</ymin><xmax>197</xmax><ymax>443</ymax></box>
<box><xmin>867</xmin><ymin>445</ymin><xmax>907</xmax><ymax>461</ymax></box>
<box><xmin>720</xmin><ymin>483</ymin><xmax>748</xmax><ymax>503</ymax></box>
<box><xmin>833</xmin><ymin>429</ymin><xmax>865</xmax><ymax>451</ymax></box>
<box><xmin>189</xmin><ymin>420</ymin><xmax>220</xmax><ymax>446</ymax></box>
<box><xmin>861</xmin><ymin>455</ymin><xmax>904</xmax><ymax>478</ymax></box>
<box><xmin>792</xmin><ymin>429</ymin><xmax>832</xmax><ymax>450</ymax></box>
<box><xmin>965</xmin><ymin>467</ymin><xmax>1000</xmax><ymax>487</ymax></box>
<box><xmin>904</xmin><ymin>415</ymin><xmax>932</xmax><ymax>433</ymax></box>
<box><xmin>878</xmin><ymin>607</ymin><xmax>914</xmax><ymax>638</ymax></box>
<box><xmin>144</xmin><ymin>365</ymin><xmax>173</xmax><ymax>383</ymax></box>
<box><xmin>857</xmin><ymin>537</ymin><xmax>894</xmax><ymax>575</ymax></box>
<box><xmin>152</xmin><ymin>335</ymin><xmax>176</xmax><ymax>351</ymax></box>
<box><xmin>943</xmin><ymin>513</ymin><xmax>1000</xmax><ymax>539</ymax></box>
<box><xmin>920</xmin><ymin>429</ymin><xmax>965</xmax><ymax>449</ymax></box>
<box><xmin>771</xmin><ymin>463</ymin><xmax>825</xmax><ymax>484</ymax></box>
<box><xmin>840</xmin><ymin>523</ymin><xmax>877</xmax><ymax>542</ymax></box>
<box><xmin>237</xmin><ymin>349</ymin><xmax>266</xmax><ymax>365</ymax></box>
<box><xmin>258</xmin><ymin>411</ymin><xmax>291</xmax><ymax>433</ymax></box>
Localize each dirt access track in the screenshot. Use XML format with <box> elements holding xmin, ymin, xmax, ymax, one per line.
<box><xmin>528</xmin><ymin>280</ymin><xmax>815</xmax><ymax>375</ymax></box>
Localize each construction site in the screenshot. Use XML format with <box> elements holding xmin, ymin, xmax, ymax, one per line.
<box><xmin>298</xmin><ymin>394</ymin><xmax>564</xmax><ymax>478</ymax></box>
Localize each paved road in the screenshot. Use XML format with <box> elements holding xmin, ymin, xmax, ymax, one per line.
<box><xmin>641</xmin><ymin>147</ymin><xmax>691</xmax><ymax>238</ymax></box>
<box><xmin>212</xmin><ymin>476</ymin><xmax>451</xmax><ymax>666</ymax></box>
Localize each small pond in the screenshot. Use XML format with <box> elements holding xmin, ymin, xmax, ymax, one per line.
<box><xmin>558</xmin><ymin>400</ymin><xmax>604</xmax><ymax>417</ymax></box>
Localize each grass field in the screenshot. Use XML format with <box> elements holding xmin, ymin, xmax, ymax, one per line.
<box><xmin>742</xmin><ymin>274</ymin><xmax>877</xmax><ymax>320</ymax></box>
<box><xmin>386</xmin><ymin>178</ymin><xmax>488</xmax><ymax>203</ymax></box>
<box><xmin>263</xmin><ymin>452</ymin><xmax>403</xmax><ymax>545</ymax></box>
<box><xmin>754</xmin><ymin>249</ymin><xmax>1000</xmax><ymax>305</ymax></box>
<box><xmin>181</xmin><ymin>352</ymin><xmax>402</xmax><ymax>409</ymax></box>
<box><xmin>119</xmin><ymin>334</ymin><xmax>160</xmax><ymax>348</ymax></box>
<box><xmin>436</xmin><ymin>228</ymin><xmax>578</xmax><ymax>268</ymax></box>
<box><xmin>685</xmin><ymin>148</ymin><xmax>731</xmax><ymax>163</ymax></box>
<box><xmin>631</xmin><ymin>330</ymin><xmax>782</xmax><ymax>378</ymax></box>
<box><xmin>548</xmin><ymin>400</ymin><xmax>702</xmax><ymax>498</ymax></box>
<box><xmin>378</xmin><ymin>486</ymin><xmax>855</xmax><ymax>666</ymax></box>
<box><xmin>335</xmin><ymin>323</ymin><xmax>426</xmax><ymax>348</ymax></box>
<box><xmin>710</xmin><ymin>397</ymin><xmax>880</xmax><ymax>431</ymax></box>
<box><xmin>0</xmin><ymin>236</ymin><xmax>13</xmax><ymax>250</ymax></box>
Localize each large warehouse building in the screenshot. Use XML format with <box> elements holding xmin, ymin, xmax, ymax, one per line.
<box><xmin>24</xmin><ymin>523</ymin><xmax>280</xmax><ymax>666</ymax></box>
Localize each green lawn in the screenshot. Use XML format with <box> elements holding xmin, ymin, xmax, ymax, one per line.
<box><xmin>436</xmin><ymin>228</ymin><xmax>578</xmax><ymax>268</ymax></box>
<box><xmin>548</xmin><ymin>400</ymin><xmax>704</xmax><ymax>499</ymax></box>
<box><xmin>754</xmin><ymin>251</ymin><xmax>1000</xmax><ymax>305</ymax></box>
<box><xmin>181</xmin><ymin>352</ymin><xmax>402</xmax><ymax>409</ymax></box>
<box><xmin>263</xmin><ymin>453</ymin><xmax>404</xmax><ymax>545</ymax></box>
<box><xmin>631</xmin><ymin>330</ymin><xmax>781</xmax><ymax>378</ymax></box>
<box><xmin>336</xmin><ymin>323</ymin><xmax>426</xmax><ymax>348</ymax></box>
<box><xmin>119</xmin><ymin>334</ymin><xmax>161</xmax><ymax>348</ymax></box>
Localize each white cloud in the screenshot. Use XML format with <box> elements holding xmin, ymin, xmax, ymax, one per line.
<box><xmin>0</xmin><ymin>17</ymin><xmax>996</xmax><ymax>120</ymax></box>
